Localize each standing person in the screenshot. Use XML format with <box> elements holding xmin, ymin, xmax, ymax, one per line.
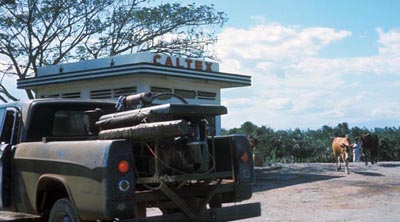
<box><xmin>248</xmin><ymin>135</ymin><xmax>264</xmax><ymax>167</ymax></box>
<box><xmin>353</xmin><ymin>137</ymin><xmax>362</xmax><ymax>162</ymax></box>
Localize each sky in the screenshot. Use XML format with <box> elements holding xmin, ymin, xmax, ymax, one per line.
<box><xmin>4</xmin><ymin>0</ymin><xmax>400</xmax><ymax>131</ymax></box>
<box><xmin>179</xmin><ymin>0</ymin><xmax>400</xmax><ymax>130</ymax></box>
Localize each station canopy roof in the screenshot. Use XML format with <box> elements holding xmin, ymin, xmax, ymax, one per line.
<box><xmin>17</xmin><ymin>53</ymin><xmax>251</xmax><ymax>89</ymax></box>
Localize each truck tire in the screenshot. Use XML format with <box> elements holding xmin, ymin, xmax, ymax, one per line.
<box><xmin>49</xmin><ymin>198</ymin><xmax>80</xmax><ymax>222</ymax></box>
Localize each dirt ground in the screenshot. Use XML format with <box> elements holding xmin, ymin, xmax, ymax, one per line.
<box><xmin>2</xmin><ymin>162</ymin><xmax>398</xmax><ymax>221</ymax></box>
<box><xmin>240</xmin><ymin>161</ymin><xmax>400</xmax><ymax>222</ymax></box>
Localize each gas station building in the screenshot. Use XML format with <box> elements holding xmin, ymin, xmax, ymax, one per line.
<box><xmin>17</xmin><ymin>53</ymin><xmax>251</xmax><ymax>134</ymax></box>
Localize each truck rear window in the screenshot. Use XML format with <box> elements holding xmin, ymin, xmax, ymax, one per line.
<box><xmin>52</xmin><ymin>111</ymin><xmax>87</xmax><ymax>137</ymax></box>
<box><xmin>25</xmin><ymin>102</ymin><xmax>115</xmax><ymax>142</ymax></box>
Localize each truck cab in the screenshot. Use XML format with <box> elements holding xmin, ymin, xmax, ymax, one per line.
<box><xmin>0</xmin><ymin>100</ymin><xmax>116</xmax><ymax>217</ymax></box>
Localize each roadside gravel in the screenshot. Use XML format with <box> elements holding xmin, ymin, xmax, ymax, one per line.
<box><xmin>240</xmin><ymin>162</ymin><xmax>400</xmax><ymax>222</ymax></box>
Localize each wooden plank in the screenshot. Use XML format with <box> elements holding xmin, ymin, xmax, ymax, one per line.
<box><xmin>0</xmin><ymin>211</ymin><xmax>40</xmax><ymax>222</ymax></box>
<box><xmin>117</xmin><ymin>202</ymin><xmax>261</xmax><ymax>222</ymax></box>
<box><xmin>159</xmin><ymin>182</ymin><xmax>196</xmax><ymax>219</ymax></box>
<box><xmin>133</xmin><ymin>183</ymin><xmax>235</xmax><ymax>203</ymax></box>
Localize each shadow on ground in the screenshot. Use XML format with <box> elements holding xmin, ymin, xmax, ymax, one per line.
<box><xmin>253</xmin><ymin>164</ymin><xmax>342</xmax><ymax>192</ymax></box>
<box><xmin>352</xmin><ymin>171</ymin><xmax>384</xmax><ymax>177</ymax></box>
<box><xmin>378</xmin><ymin>163</ymin><xmax>400</xmax><ymax>168</ymax></box>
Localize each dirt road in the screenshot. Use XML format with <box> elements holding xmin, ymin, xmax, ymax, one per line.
<box><xmin>241</xmin><ymin>162</ymin><xmax>400</xmax><ymax>222</ymax></box>
<box><xmin>2</xmin><ymin>162</ymin><xmax>398</xmax><ymax>221</ymax></box>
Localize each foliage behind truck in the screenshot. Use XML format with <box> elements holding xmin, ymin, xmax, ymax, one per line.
<box><xmin>0</xmin><ymin>92</ymin><xmax>261</xmax><ymax>221</ymax></box>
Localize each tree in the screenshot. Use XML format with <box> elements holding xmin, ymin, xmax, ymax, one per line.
<box><xmin>333</xmin><ymin>122</ymin><xmax>350</xmax><ymax>137</ymax></box>
<box><xmin>241</xmin><ymin>121</ymin><xmax>258</xmax><ymax>135</ymax></box>
<box><xmin>0</xmin><ymin>0</ymin><xmax>227</xmax><ymax>102</ymax></box>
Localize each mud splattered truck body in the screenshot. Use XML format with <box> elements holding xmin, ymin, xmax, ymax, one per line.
<box><xmin>0</xmin><ymin>93</ymin><xmax>260</xmax><ymax>221</ymax></box>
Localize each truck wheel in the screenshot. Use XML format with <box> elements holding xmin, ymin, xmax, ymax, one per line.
<box><xmin>49</xmin><ymin>198</ymin><xmax>80</xmax><ymax>222</ymax></box>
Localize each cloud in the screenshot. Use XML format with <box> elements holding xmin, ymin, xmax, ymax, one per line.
<box><xmin>377</xmin><ymin>28</ymin><xmax>400</xmax><ymax>57</ymax></box>
<box><xmin>218</xmin><ymin>22</ymin><xmax>400</xmax><ymax>129</ymax></box>
<box><xmin>218</xmin><ymin>23</ymin><xmax>351</xmax><ymax>64</ymax></box>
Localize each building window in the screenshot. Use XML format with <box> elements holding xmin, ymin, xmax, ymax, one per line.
<box><xmin>41</xmin><ymin>92</ymin><xmax>81</xmax><ymax>99</ymax></box>
<box><xmin>151</xmin><ymin>87</ymin><xmax>172</xmax><ymax>100</ymax></box>
<box><xmin>61</xmin><ymin>92</ymin><xmax>81</xmax><ymax>99</ymax></box>
<box><xmin>114</xmin><ymin>87</ymin><xmax>137</xmax><ymax>97</ymax></box>
<box><xmin>198</xmin><ymin>91</ymin><xmax>217</xmax><ymax>100</ymax></box>
<box><xmin>174</xmin><ymin>89</ymin><xmax>196</xmax><ymax>99</ymax></box>
<box><xmin>91</xmin><ymin>87</ymin><xmax>137</xmax><ymax>99</ymax></box>
<box><xmin>150</xmin><ymin>87</ymin><xmax>217</xmax><ymax>101</ymax></box>
<box><xmin>41</xmin><ymin>94</ymin><xmax>59</xmax><ymax>98</ymax></box>
<box><xmin>90</xmin><ymin>89</ymin><xmax>112</xmax><ymax>99</ymax></box>
<box><xmin>151</xmin><ymin>87</ymin><xmax>172</xmax><ymax>93</ymax></box>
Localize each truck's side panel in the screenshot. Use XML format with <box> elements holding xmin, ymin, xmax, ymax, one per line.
<box><xmin>13</xmin><ymin>140</ymin><xmax>134</xmax><ymax>221</ymax></box>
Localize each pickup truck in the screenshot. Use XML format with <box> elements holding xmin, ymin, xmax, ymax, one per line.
<box><xmin>0</xmin><ymin>92</ymin><xmax>261</xmax><ymax>222</ymax></box>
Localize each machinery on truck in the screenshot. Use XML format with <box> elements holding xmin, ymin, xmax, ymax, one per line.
<box><xmin>0</xmin><ymin>92</ymin><xmax>261</xmax><ymax>221</ymax></box>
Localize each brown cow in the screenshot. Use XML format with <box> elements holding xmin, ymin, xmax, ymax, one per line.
<box><xmin>360</xmin><ymin>133</ymin><xmax>379</xmax><ymax>165</ymax></box>
<box><xmin>332</xmin><ymin>136</ymin><xmax>353</xmax><ymax>174</ymax></box>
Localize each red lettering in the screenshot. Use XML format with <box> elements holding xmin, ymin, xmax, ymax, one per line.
<box><xmin>195</xmin><ymin>61</ymin><xmax>203</xmax><ymax>70</ymax></box>
<box><xmin>165</xmin><ymin>56</ymin><xmax>173</xmax><ymax>66</ymax></box>
<box><xmin>205</xmin><ymin>62</ymin><xmax>213</xmax><ymax>72</ymax></box>
<box><xmin>185</xmin><ymin>59</ymin><xmax>193</xmax><ymax>69</ymax></box>
<box><xmin>153</xmin><ymin>55</ymin><xmax>212</xmax><ymax>71</ymax></box>
<box><xmin>176</xmin><ymin>58</ymin><xmax>184</xmax><ymax>68</ymax></box>
<box><xmin>153</xmin><ymin>54</ymin><xmax>161</xmax><ymax>64</ymax></box>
